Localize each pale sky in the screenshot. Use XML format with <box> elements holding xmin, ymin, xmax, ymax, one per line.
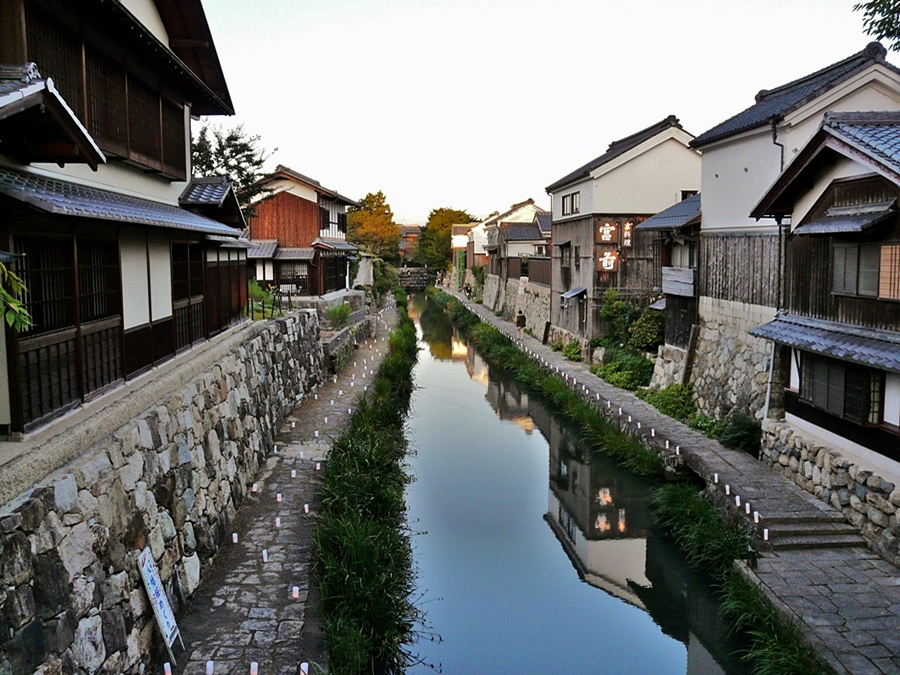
<box><xmin>202</xmin><ymin>0</ymin><xmax>876</xmax><ymax>223</ymax></box>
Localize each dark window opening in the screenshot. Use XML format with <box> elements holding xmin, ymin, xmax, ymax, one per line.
<box><xmin>801</xmin><ymin>352</ymin><xmax>883</xmax><ymax>425</ymax></box>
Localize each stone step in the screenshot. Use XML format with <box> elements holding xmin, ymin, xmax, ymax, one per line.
<box><xmin>768</xmin><ymin>533</ymin><xmax>867</xmax><ymax>550</ymax></box>
<box><xmin>762</xmin><ymin>512</ymin><xmax>847</xmax><ymax>525</ymax></box>
<box><xmin>765</xmin><ymin>521</ymin><xmax>861</xmax><ymax>537</ymax></box>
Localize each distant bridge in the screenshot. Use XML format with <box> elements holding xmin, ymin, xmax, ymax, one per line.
<box><xmin>398</xmin><ymin>267</ymin><xmax>433</xmax><ymax>291</ymax></box>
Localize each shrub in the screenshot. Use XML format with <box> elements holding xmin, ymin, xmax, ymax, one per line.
<box><xmin>638</xmin><ymin>383</ymin><xmax>696</xmax><ymax>421</ymax></box>
<box><xmin>590</xmin><ymin>347</ymin><xmax>653</xmax><ymax>390</ymax></box>
<box><xmin>599</xmin><ymin>289</ymin><xmax>642</xmax><ymax>346</ymax></box>
<box><xmin>628</xmin><ymin>308</ymin><xmax>665</xmax><ymax>352</ymax></box>
<box><xmin>719</xmin><ymin>413</ymin><xmax>763</xmax><ymax>455</ymax></box>
<box><xmin>562</xmin><ymin>340</ymin><xmax>582</xmax><ymax>361</ymax></box>
<box><xmin>689</xmin><ymin>412</ymin><xmax>728</xmax><ymax>438</ymax></box>
<box><xmin>550</xmin><ymin>341</ymin><xmax>564</xmax><ymax>352</ymax></box>
<box><xmin>327</xmin><ymin>303</ymin><xmax>352</xmax><ymax>329</ymax></box>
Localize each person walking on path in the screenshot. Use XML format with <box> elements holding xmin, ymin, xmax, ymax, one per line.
<box><xmin>516</xmin><ymin>310</ymin><xmax>526</xmax><ymax>340</ymax></box>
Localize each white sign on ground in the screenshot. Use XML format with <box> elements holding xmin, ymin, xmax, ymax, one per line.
<box><xmin>137</xmin><ymin>547</ymin><xmax>182</xmax><ymax>660</ymax></box>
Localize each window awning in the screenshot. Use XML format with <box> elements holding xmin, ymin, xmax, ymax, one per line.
<box><xmin>793</xmin><ymin>201</ymin><xmax>896</xmax><ymax>235</ymax></box>
<box><xmin>0</xmin><ymin>167</ymin><xmax>243</xmax><ymax>237</ymax></box>
<box><xmin>561</xmin><ymin>287</ymin><xmax>587</xmax><ymax>300</ymax></box>
<box><xmin>312</xmin><ymin>237</ymin><xmax>358</xmax><ymax>252</ymax></box>
<box><xmin>750</xmin><ymin>312</ymin><xmax>900</xmax><ymax>373</ymax></box>
<box><xmin>275</xmin><ymin>248</ymin><xmax>315</xmax><ymax>261</ymax></box>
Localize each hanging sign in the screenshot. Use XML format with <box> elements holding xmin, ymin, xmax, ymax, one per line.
<box><xmin>598</xmin><ymin>249</ymin><xmax>619</xmax><ymax>272</ymax></box>
<box><xmin>138</xmin><ymin>548</ymin><xmax>183</xmax><ymax>661</ymax></box>
<box><xmin>598</xmin><ymin>221</ymin><xmax>618</xmax><ymax>244</ymax></box>
<box><xmin>622</xmin><ymin>222</ymin><xmax>633</xmax><ymax>248</ymax></box>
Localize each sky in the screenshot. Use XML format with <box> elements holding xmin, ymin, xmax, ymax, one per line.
<box><xmin>202</xmin><ymin>0</ymin><xmax>877</xmax><ymax>223</ymax></box>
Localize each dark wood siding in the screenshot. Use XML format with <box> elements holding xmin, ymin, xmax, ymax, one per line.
<box><xmin>699</xmin><ymin>233</ymin><xmax>779</xmax><ymax>306</ymax></box>
<box><xmin>248</xmin><ymin>191</ymin><xmax>321</xmax><ymax>248</ymax></box>
<box><xmin>665</xmin><ymin>294</ymin><xmax>697</xmax><ymax>349</ymax></box>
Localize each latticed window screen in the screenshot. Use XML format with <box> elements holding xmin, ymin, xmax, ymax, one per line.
<box><xmin>86</xmin><ymin>47</ymin><xmax>128</xmax><ymax>149</ymax></box>
<box><xmin>128</xmin><ymin>78</ymin><xmax>161</xmax><ymax>160</ymax></box>
<box><xmin>880</xmin><ymin>244</ymin><xmax>900</xmax><ymax>300</ymax></box>
<box><xmin>800</xmin><ymin>352</ymin><xmax>883</xmax><ymax>425</ymax></box>
<box><xmin>78</xmin><ymin>239</ymin><xmax>120</xmax><ymax>323</ymax></box>
<box><xmin>14</xmin><ymin>237</ymin><xmax>76</xmax><ymax>336</ymax></box>
<box><xmin>162</xmin><ymin>99</ymin><xmax>186</xmax><ymax>173</ymax></box>
<box><xmin>25</xmin><ymin>4</ymin><xmax>84</xmax><ymax>120</ymax></box>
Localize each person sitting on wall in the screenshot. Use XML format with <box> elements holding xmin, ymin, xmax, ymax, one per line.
<box><xmin>516</xmin><ymin>310</ymin><xmax>526</xmax><ymax>340</ymax></box>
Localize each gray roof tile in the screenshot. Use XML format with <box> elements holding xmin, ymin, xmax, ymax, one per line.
<box><xmin>635</xmin><ymin>193</ymin><xmax>701</xmax><ymax>231</ymax></box>
<box><xmin>501</xmin><ymin>222</ymin><xmax>544</xmax><ymax>241</ymax></box>
<box><xmin>824</xmin><ymin>110</ymin><xmax>900</xmax><ymax>175</ymax></box>
<box><xmin>750</xmin><ymin>313</ymin><xmax>900</xmax><ymax>373</ymax></box>
<box><xmin>179</xmin><ymin>176</ymin><xmax>233</xmax><ymax>206</ymax></box>
<box><xmin>546</xmin><ymin>116</ymin><xmax>686</xmax><ymax>193</ymax></box>
<box><xmin>247</xmin><ymin>239</ymin><xmax>279</xmax><ymax>259</ymax></box>
<box><xmin>692</xmin><ymin>43</ymin><xmax>893</xmax><ymax>148</ymax></box>
<box><xmin>0</xmin><ymin>167</ymin><xmax>241</xmax><ymax>237</ymax></box>
<box><xmin>274</xmin><ymin>248</ymin><xmax>314</xmax><ymax>261</ymax></box>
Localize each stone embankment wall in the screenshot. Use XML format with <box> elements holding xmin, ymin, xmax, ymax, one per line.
<box><xmin>482</xmin><ymin>274</ymin><xmax>550</xmax><ymax>341</ymax></box>
<box><xmin>762</xmin><ymin>420</ymin><xmax>900</xmax><ymax>566</ymax></box>
<box><xmin>649</xmin><ymin>344</ymin><xmax>689</xmax><ymax>390</ymax></box>
<box><xmin>690</xmin><ymin>297</ymin><xmax>775</xmax><ymax>419</ymax></box>
<box><xmin>322</xmin><ymin>317</ymin><xmax>374</xmax><ymax>374</ymax></box>
<box><xmin>0</xmin><ymin>312</ymin><xmax>326</xmax><ymax>675</ymax></box>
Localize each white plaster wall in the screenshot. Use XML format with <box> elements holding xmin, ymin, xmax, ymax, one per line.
<box><xmin>27</xmin><ymin>161</ymin><xmax>187</xmax><ymax>205</ymax></box>
<box><xmin>699</xmin><ymin>131</ymin><xmax>783</xmax><ymax>233</ymax></box>
<box><xmin>469</xmin><ymin>223</ymin><xmax>488</xmax><ymax>256</ymax></box>
<box><xmin>506</xmin><ymin>241</ymin><xmax>541</xmax><ymax>257</ymax></box>
<box><xmin>319</xmin><ymin>199</ymin><xmax>347</xmax><ymax>240</ymax></box>
<box><xmin>120</xmin><ymin>0</ymin><xmax>170</xmax><ymax>45</ymax></box>
<box><xmin>592</xmin><ymin>138</ymin><xmax>700</xmax><ymax>214</ymax></box>
<box><xmin>584</xmin><ymin>538</ymin><xmax>651</xmax><ymax>590</ymax></box>
<box><xmin>269</xmin><ymin>179</ymin><xmax>318</xmax><ymax>204</ymax></box>
<box><xmin>149</xmin><ymin>231</ymin><xmax>172</xmax><ymax>320</ymax></box>
<box><xmin>790</xmin><ymin>348</ymin><xmax>800</xmax><ymax>390</ymax></box>
<box><xmin>790</xmin><ymin>156</ymin><xmax>867</xmax><ymax>227</ymax></box>
<box><xmin>120</xmin><ymin>229</ymin><xmax>150</xmax><ymax>330</ymax></box>
<box><xmin>885</xmin><ymin>373</ymin><xmax>900</xmax><ymax>427</ymax></box>
<box><xmin>0</xmin><ymin>327</ymin><xmax>8</xmax><ymax>425</ymax></box>
<box><xmin>550</xmin><ymin>178</ymin><xmax>592</xmax><ymax>222</ymax></box>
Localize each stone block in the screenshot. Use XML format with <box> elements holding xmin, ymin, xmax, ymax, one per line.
<box><xmin>158</xmin><ymin>512</ymin><xmax>176</xmax><ymax>542</ymax></box>
<box><xmin>97</xmin><ymin>480</ymin><xmax>130</xmax><ymax>537</ymax></box>
<box><xmin>120</xmin><ymin>453</ymin><xmax>143</xmax><ymax>492</ymax></box>
<box><xmin>58</xmin><ymin>522</ymin><xmax>93</xmax><ymax>580</ymax></box>
<box><xmin>812</xmin><ymin>465</ymin><xmax>822</xmax><ymax>485</ymax></box>
<box><xmin>847</xmin><ymin>508</ymin><xmax>867</xmax><ymax>529</ymax></box>
<box><xmin>179</xmin><ymin>553</ymin><xmax>200</xmax><ymax>596</ymax></box>
<box><xmin>70</xmin><ymin>577</ymin><xmax>95</xmax><ymax>618</ymax></box>
<box><xmin>72</xmin><ymin>615</ymin><xmax>105</xmax><ymax>671</ymax></box>
<box><xmin>17</xmin><ymin>499</ymin><xmax>44</xmax><ymax>533</ymax></box>
<box><xmin>44</xmin><ymin>613</ymin><xmax>75</xmax><ymax>654</ymax></box>
<box><xmin>102</xmin><ymin>572</ymin><xmax>129</xmax><ymax>610</ymax></box>
<box><xmin>1</xmin><ymin>531</ymin><xmax>33</xmax><ymax>586</ymax></box>
<box><xmin>32</xmin><ymin>553</ymin><xmax>69</xmax><ymax>619</ymax></box>
<box><xmin>100</xmin><ymin>607</ymin><xmax>126</xmax><ymax>656</ymax></box>
<box><xmin>850</xmin><ymin>494</ymin><xmax>867</xmax><ymax>514</ymax></box>
<box><xmin>54</xmin><ymin>475</ymin><xmax>78</xmax><ymax>513</ymax></box>
<box><xmin>832</xmin><ymin>470</ymin><xmax>848</xmax><ymax>487</ymax></box>
<box><xmin>867</xmin><ymin>492</ymin><xmax>895</xmax><ymax>515</ymax></box>
<box><xmin>32</xmin><ymin>511</ymin><xmax>66</xmax><ymax>555</ymax></box>
<box><xmin>3</xmin><ymin>585</ymin><xmax>36</xmax><ymax>629</ymax></box>
<box><xmin>868</xmin><ymin>506</ymin><xmax>891</xmax><ymax>528</ymax></box>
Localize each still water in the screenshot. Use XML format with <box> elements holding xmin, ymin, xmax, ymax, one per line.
<box><xmin>404</xmin><ymin>295</ymin><xmax>744</xmax><ymax>675</ymax></box>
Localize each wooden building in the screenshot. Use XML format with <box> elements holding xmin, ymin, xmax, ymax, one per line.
<box><xmin>0</xmin><ymin>0</ymin><xmax>245</xmax><ymax>435</ymax></box>
<box><xmin>751</xmin><ymin>111</ymin><xmax>900</xmax><ymax>473</ymax></box>
<box><xmin>246</xmin><ymin>165</ymin><xmax>358</xmax><ymax>296</ymax></box>
<box><xmin>545</xmin><ymin>116</ymin><xmax>700</xmax><ymax>340</ymax></box>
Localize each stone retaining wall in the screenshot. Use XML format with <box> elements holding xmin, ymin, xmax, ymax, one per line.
<box><xmin>0</xmin><ymin>311</ymin><xmax>326</xmax><ymax>675</ymax></box>
<box><xmin>322</xmin><ymin>317</ymin><xmax>374</xmax><ymax>374</ymax></box>
<box><xmin>762</xmin><ymin>420</ymin><xmax>900</xmax><ymax>566</ymax></box>
<box><xmin>649</xmin><ymin>344</ymin><xmax>689</xmax><ymax>390</ymax></box>
<box><xmin>690</xmin><ymin>297</ymin><xmax>775</xmax><ymax>419</ymax></box>
<box><xmin>482</xmin><ymin>274</ymin><xmax>550</xmax><ymax>342</ymax></box>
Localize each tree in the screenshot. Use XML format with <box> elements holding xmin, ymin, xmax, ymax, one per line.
<box><xmin>0</xmin><ymin>261</ymin><xmax>31</xmax><ymax>331</ymax></box>
<box><xmin>347</xmin><ymin>191</ymin><xmax>401</xmax><ymax>261</ymax></box>
<box><xmin>192</xmin><ymin>123</ymin><xmax>276</xmax><ymax>220</ymax></box>
<box><xmin>854</xmin><ymin>0</ymin><xmax>900</xmax><ymax>50</ymax></box>
<box><xmin>416</xmin><ymin>207</ymin><xmax>473</xmax><ymax>270</ymax></box>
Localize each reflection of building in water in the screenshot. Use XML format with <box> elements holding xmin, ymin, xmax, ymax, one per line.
<box><xmin>451</xmin><ymin>336</ymin><xmax>468</xmax><ymax>361</ymax></box>
<box><xmin>542</xmin><ymin>412</ymin><xmax>739</xmax><ymax>675</ymax></box>
<box><xmin>485</xmin><ymin>374</ymin><xmax>535</xmax><ymax>434</ymax></box>
<box><xmin>465</xmin><ymin>344</ymin><xmax>490</xmax><ymax>387</ymax></box>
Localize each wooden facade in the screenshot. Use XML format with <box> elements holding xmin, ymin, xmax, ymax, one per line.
<box><xmin>250</xmin><ymin>192</ymin><xmax>321</xmax><ymax>247</ymax></box>
<box><xmin>699</xmin><ymin>233</ymin><xmax>780</xmax><ymax>307</ymax></box>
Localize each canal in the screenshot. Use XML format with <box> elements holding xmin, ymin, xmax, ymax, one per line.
<box><xmin>404</xmin><ymin>294</ymin><xmax>745</xmax><ymax>675</ymax></box>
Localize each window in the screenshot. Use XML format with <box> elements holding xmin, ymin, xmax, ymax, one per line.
<box><xmin>574</xmin><ymin>245</ymin><xmax>581</xmax><ymax>268</ymax></box>
<box><xmin>834</xmin><ymin>243</ymin><xmax>890</xmax><ymax>298</ymax></box>
<box><xmin>881</xmin><ymin>244</ymin><xmax>900</xmax><ymax>300</ymax></box>
<box><xmin>801</xmin><ymin>353</ymin><xmax>883</xmax><ymax>425</ymax></box>
<box><xmin>681</xmin><ymin>190</ymin><xmax>698</xmax><ymax>201</ymax></box>
<box><xmin>562</xmin><ymin>192</ymin><xmax>580</xmax><ymax>216</ymax></box>
<box><xmin>560</xmin><ymin>243</ymin><xmax>571</xmax><ymax>268</ymax></box>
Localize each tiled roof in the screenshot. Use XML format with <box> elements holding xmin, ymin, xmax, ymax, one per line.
<box><xmin>274</xmin><ymin>248</ymin><xmax>314</xmax><ymax>261</ymax></box>
<box><xmin>692</xmin><ymin>43</ymin><xmax>893</xmax><ymax>149</ymax></box>
<box><xmin>501</xmin><ymin>222</ymin><xmax>544</xmax><ymax>241</ymax></box>
<box><xmin>179</xmin><ymin>176</ymin><xmax>233</xmax><ymax>206</ymax></box>
<box><xmin>546</xmin><ymin>116</ymin><xmax>686</xmax><ymax>193</ymax></box>
<box><xmin>750</xmin><ymin>312</ymin><xmax>900</xmax><ymax>373</ymax></box>
<box><xmin>635</xmin><ymin>193</ymin><xmax>701</xmax><ymax>231</ymax></box>
<box><xmin>793</xmin><ymin>200</ymin><xmax>896</xmax><ymax>235</ymax></box>
<box><xmin>824</xmin><ymin>110</ymin><xmax>900</xmax><ymax>175</ymax></box>
<box><xmin>0</xmin><ymin>167</ymin><xmax>241</xmax><ymax>237</ymax></box>
<box><xmin>313</xmin><ymin>237</ymin><xmax>358</xmax><ymax>252</ymax></box>
<box><xmin>535</xmin><ymin>213</ymin><xmax>552</xmax><ymax>233</ymax></box>
<box><xmin>207</xmin><ymin>235</ymin><xmax>252</xmax><ymax>249</ymax></box>
<box><xmin>247</xmin><ymin>239</ymin><xmax>279</xmax><ymax>259</ymax></box>
<box><xmin>266</xmin><ymin>165</ymin><xmax>358</xmax><ymax>207</ymax></box>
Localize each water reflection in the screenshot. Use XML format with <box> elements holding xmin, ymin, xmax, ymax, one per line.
<box><xmin>407</xmin><ymin>294</ymin><xmax>744</xmax><ymax>675</ymax></box>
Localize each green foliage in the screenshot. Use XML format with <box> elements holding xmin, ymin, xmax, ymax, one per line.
<box><xmin>192</xmin><ymin>123</ymin><xmax>276</xmax><ymax>220</ymax></box>
<box><xmin>416</xmin><ymin>207</ymin><xmax>473</xmax><ymax>270</ymax></box>
<box><xmin>854</xmin><ymin>0</ymin><xmax>900</xmax><ymax>51</ymax></box>
<box><xmin>436</xmin><ymin>291</ymin><xmax>663</xmax><ymax>476</ymax></box>
<box><xmin>347</xmin><ymin>191</ymin><xmax>401</xmax><ymax>261</ymax></box>
<box><xmin>590</xmin><ymin>347</ymin><xmax>653</xmax><ymax>390</ymax></box>
<box><xmin>599</xmin><ymin>289</ymin><xmax>642</xmax><ymax>346</ymax></box>
<box><xmin>471</xmin><ymin>265</ymin><xmax>485</xmax><ymax>289</ymax></box>
<box><xmin>562</xmin><ymin>340</ymin><xmax>583</xmax><ymax>361</ymax></box>
<box><xmin>638</xmin><ymin>383</ymin><xmax>696</xmax><ymax>421</ymax></box>
<box><xmin>373</xmin><ymin>259</ymin><xmax>399</xmax><ymax>301</ymax></box>
<box><xmin>314</xmin><ymin>303</ymin><xmax>420</xmax><ymax>674</ymax></box>
<box><xmin>689</xmin><ymin>412</ymin><xmax>762</xmax><ymax>455</ymax></box>
<box><xmin>550</xmin><ymin>341</ymin><xmax>564</xmax><ymax>352</ymax></box>
<box><xmin>327</xmin><ymin>303</ymin><xmax>352</xmax><ymax>329</ymax></box>
<box><xmin>628</xmin><ymin>308</ymin><xmax>665</xmax><ymax>352</ymax></box>
<box><xmin>0</xmin><ymin>262</ymin><xmax>32</xmax><ymax>331</ymax></box>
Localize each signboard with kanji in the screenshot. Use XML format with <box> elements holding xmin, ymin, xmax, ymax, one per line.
<box><xmin>622</xmin><ymin>222</ymin><xmax>633</xmax><ymax>248</ymax></box>
<box><xmin>598</xmin><ymin>249</ymin><xmax>619</xmax><ymax>272</ymax></box>
<box><xmin>598</xmin><ymin>222</ymin><xmax>618</xmax><ymax>244</ymax></box>
<box><xmin>138</xmin><ymin>548</ymin><xmax>180</xmax><ymax>649</ymax></box>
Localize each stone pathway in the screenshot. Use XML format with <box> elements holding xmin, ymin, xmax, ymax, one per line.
<box><xmin>448</xmin><ymin>289</ymin><xmax>900</xmax><ymax>675</ymax></box>
<box><xmin>160</xmin><ymin>306</ymin><xmax>398</xmax><ymax>675</ymax></box>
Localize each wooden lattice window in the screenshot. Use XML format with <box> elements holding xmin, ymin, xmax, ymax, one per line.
<box><xmin>25</xmin><ymin>3</ymin><xmax>84</xmax><ymax>120</ymax></box>
<box><xmin>14</xmin><ymin>237</ymin><xmax>76</xmax><ymax>337</ymax></box>
<box><xmin>801</xmin><ymin>353</ymin><xmax>883</xmax><ymax>425</ymax></box>
<box><xmin>128</xmin><ymin>78</ymin><xmax>161</xmax><ymax>164</ymax></box>
<box><xmin>86</xmin><ymin>46</ymin><xmax>128</xmax><ymax>151</ymax></box>
<box><xmin>161</xmin><ymin>98</ymin><xmax>186</xmax><ymax>178</ymax></box>
<box><xmin>880</xmin><ymin>244</ymin><xmax>900</xmax><ymax>300</ymax></box>
<box><xmin>78</xmin><ymin>239</ymin><xmax>121</xmax><ymax>323</ymax></box>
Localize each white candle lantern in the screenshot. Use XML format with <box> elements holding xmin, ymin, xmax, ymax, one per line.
<box><xmin>232</xmin><ymin>533</ymin><xmax>238</xmax><ymax>543</ymax></box>
<box><xmin>262</xmin><ymin>550</ymin><xmax>268</xmax><ymax>563</ymax></box>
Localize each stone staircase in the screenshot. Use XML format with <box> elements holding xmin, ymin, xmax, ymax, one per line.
<box><xmin>764</xmin><ymin>512</ymin><xmax>867</xmax><ymax>550</ymax></box>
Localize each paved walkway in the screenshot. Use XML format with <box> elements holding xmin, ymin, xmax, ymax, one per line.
<box><xmin>163</xmin><ymin>306</ymin><xmax>398</xmax><ymax>675</ymax></box>
<box><xmin>448</xmin><ymin>289</ymin><xmax>900</xmax><ymax>675</ymax></box>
